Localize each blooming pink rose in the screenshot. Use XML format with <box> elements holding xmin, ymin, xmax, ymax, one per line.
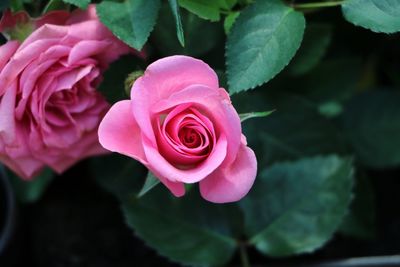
<box><xmin>0</xmin><ymin>5</ymin><xmax>132</xmax><ymax>179</ymax></box>
<box><xmin>98</xmin><ymin>56</ymin><xmax>257</xmax><ymax>203</ymax></box>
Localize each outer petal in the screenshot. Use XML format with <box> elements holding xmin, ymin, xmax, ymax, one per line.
<box><xmin>131</xmin><ymin>55</ymin><xmax>219</xmax><ymax>101</ymax></box>
<box><xmin>18</xmin><ymin>25</ymin><xmax>67</xmax><ymax>51</ymax></box>
<box><xmin>98</xmin><ymin>101</ymin><xmax>185</xmax><ymax>197</ymax></box>
<box><xmin>143</xmin><ymin>134</ymin><xmax>227</xmax><ymax>184</ymax></box>
<box><xmin>0</xmin><ymin>81</ymin><xmax>17</xmax><ymax>144</ymax></box>
<box><xmin>0</xmin><ymin>38</ymin><xmax>61</xmax><ymax>95</ymax></box>
<box><xmin>151</xmin><ymin>169</ymin><xmax>186</xmax><ymax>197</ymax></box>
<box><xmin>0</xmin><ymin>41</ymin><xmax>19</xmax><ymax>71</ymax></box>
<box><xmin>66</xmin><ymin>20</ymin><xmax>131</xmax><ymax>64</ymax></box>
<box><xmin>37</xmin><ymin>115</ymin><xmax>109</xmax><ymax>173</ymax></box>
<box><xmin>68</xmin><ymin>40</ymin><xmax>111</xmax><ymax>66</ymax></box>
<box><xmin>98</xmin><ymin>100</ymin><xmax>147</xmax><ymax>165</ymax></box>
<box><xmin>0</xmin><ymin>154</ymin><xmax>44</xmax><ymax>180</ymax></box>
<box><xmin>199</xmin><ymin>141</ymin><xmax>257</xmax><ymax>203</ymax></box>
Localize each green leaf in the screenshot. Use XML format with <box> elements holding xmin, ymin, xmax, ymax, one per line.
<box><xmin>239</xmin><ymin>110</ymin><xmax>274</xmax><ymax>122</ymax></box>
<box><xmin>226</xmin><ymin>0</ymin><xmax>305</xmax><ymax>94</ymax></box>
<box><xmin>43</xmin><ymin>0</ymin><xmax>67</xmax><ymax>13</ymax></box>
<box><xmin>98</xmin><ymin>54</ymin><xmax>144</xmax><ymax>103</ymax></box>
<box><xmin>8</xmin><ymin>168</ymin><xmax>54</xmax><ymax>203</ymax></box>
<box><xmin>62</xmin><ymin>0</ymin><xmax>89</xmax><ymax>9</ymax></box>
<box><xmin>342</xmin><ymin>0</ymin><xmax>400</xmax><ymax>33</ymax></box>
<box><xmin>90</xmin><ymin>154</ymin><xmax>146</xmax><ymax>200</ymax></box>
<box><xmin>178</xmin><ymin>0</ymin><xmax>220</xmax><ymax>21</ymax></box>
<box><xmin>152</xmin><ymin>5</ymin><xmax>221</xmax><ymax>56</ymax></box>
<box><xmin>341</xmin><ymin>90</ymin><xmax>400</xmax><ymax>168</ymax></box>
<box><xmin>217</xmin><ymin>0</ymin><xmax>237</xmax><ymax>10</ymax></box>
<box><xmin>0</xmin><ymin>0</ymin><xmax>10</xmax><ymax>12</ymax></box>
<box><xmin>260</xmin><ymin>112</ymin><xmax>347</xmax><ymax>165</ymax></box>
<box><xmin>224</xmin><ymin>11</ymin><xmax>240</xmax><ymax>34</ymax></box>
<box><xmin>234</xmin><ymin>91</ymin><xmax>348</xmax><ymax>165</ymax></box>
<box><xmin>121</xmin><ymin>187</ymin><xmax>239</xmax><ymax>266</ymax></box>
<box><xmin>137</xmin><ymin>172</ymin><xmax>160</xmax><ymax>198</ymax></box>
<box><xmin>10</xmin><ymin>0</ymin><xmax>23</xmax><ymax>11</ymax></box>
<box><xmin>97</xmin><ymin>0</ymin><xmax>161</xmax><ymax>50</ymax></box>
<box><xmin>168</xmin><ymin>0</ymin><xmax>185</xmax><ymax>47</ymax></box>
<box><xmin>289</xmin><ymin>23</ymin><xmax>333</xmax><ymax>76</ymax></box>
<box><xmin>240</xmin><ymin>155</ymin><xmax>354</xmax><ymax>256</ymax></box>
<box><xmin>339</xmin><ymin>173</ymin><xmax>376</xmax><ymax>240</ymax></box>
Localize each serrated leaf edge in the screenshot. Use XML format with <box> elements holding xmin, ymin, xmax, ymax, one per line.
<box><xmin>225</xmin><ymin>3</ymin><xmax>305</xmax><ymax>94</ymax></box>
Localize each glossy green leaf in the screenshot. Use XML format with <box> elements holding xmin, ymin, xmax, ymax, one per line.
<box><xmin>137</xmin><ymin>172</ymin><xmax>160</xmax><ymax>198</ymax></box>
<box><xmin>342</xmin><ymin>0</ymin><xmax>400</xmax><ymax>33</ymax></box>
<box><xmin>43</xmin><ymin>0</ymin><xmax>67</xmax><ymax>13</ymax></box>
<box><xmin>289</xmin><ymin>24</ymin><xmax>333</xmax><ymax>76</ymax></box>
<box><xmin>168</xmin><ymin>0</ymin><xmax>185</xmax><ymax>47</ymax></box>
<box><xmin>226</xmin><ymin>0</ymin><xmax>305</xmax><ymax>93</ymax></box>
<box><xmin>122</xmin><ymin>187</ymin><xmax>239</xmax><ymax>265</ymax></box>
<box><xmin>178</xmin><ymin>0</ymin><xmax>220</xmax><ymax>21</ymax></box>
<box><xmin>10</xmin><ymin>0</ymin><xmax>23</xmax><ymax>11</ymax></box>
<box><xmin>341</xmin><ymin>90</ymin><xmax>400</xmax><ymax>168</ymax></box>
<box><xmin>62</xmin><ymin>0</ymin><xmax>89</xmax><ymax>9</ymax></box>
<box><xmin>240</xmin><ymin>155</ymin><xmax>354</xmax><ymax>256</ymax></box>
<box><xmin>239</xmin><ymin>110</ymin><xmax>274</xmax><ymax>122</ymax></box>
<box><xmin>90</xmin><ymin>154</ymin><xmax>146</xmax><ymax>200</ymax></box>
<box><xmin>224</xmin><ymin>11</ymin><xmax>240</xmax><ymax>34</ymax></box>
<box><xmin>8</xmin><ymin>168</ymin><xmax>54</xmax><ymax>203</ymax></box>
<box><xmin>218</xmin><ymin>0</ymin><xmax>237</xmax><ymax>9</ymax></box>
<box><xmin>97</xmin><ymin>0</ymin><xmax>161</xmax><ymax>50</ymax></box>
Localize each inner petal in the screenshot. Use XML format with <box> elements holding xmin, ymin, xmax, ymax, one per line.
<box><xmin>179</xmin><ymin>127</ymin><xmax>202</xmax><ymax>148</ymax></box>
<box><xmin>164</xmin><ymin>109</ymin><xmax>213</xmax><ymax>155</ymax></box>
<box><xmin>155</xmin><ymin>104</ymin><xmax>217</xmax><ymax>167</ymax></box>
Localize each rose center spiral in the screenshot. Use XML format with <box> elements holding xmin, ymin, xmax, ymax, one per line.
<box><xmin>179</xmin><ymin>127</ymin><xmax>202</xmax><ymax>148</ymax></box>
<box><xmin>156</xmin><ymin>104</ymin><xmax>216</xmax><ymax>167</ymax></box>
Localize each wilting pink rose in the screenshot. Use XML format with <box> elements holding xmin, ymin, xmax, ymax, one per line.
<box><xmin>0</xmin><ymin>5</ymin><xmax>132</xmax><ymax>179</ymax></box>
<box><xmin>98</xmin><ymin>56</ymin><xmax>257</xmax><ymax>203</ymax></box>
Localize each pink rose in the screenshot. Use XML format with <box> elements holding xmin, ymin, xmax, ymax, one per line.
<box><xmin>0</xmin><ymin>5</ymin><xmax>132</xmax><ymax>179</ymax></box>
<box><xmin>98</xmin><ymin>56</ymin><xmax>257</xmax><ymax>203</ymax></box>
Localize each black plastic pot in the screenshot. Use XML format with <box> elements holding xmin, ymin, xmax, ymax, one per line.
<box><xmin>0</xmin><ymin>165</ymin><xmax>15</xmax><ymax>254</ymax></box>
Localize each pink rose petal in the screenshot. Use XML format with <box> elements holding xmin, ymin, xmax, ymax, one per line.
<box><xmin>0</xmin><ymin>41</ymin><xmax>19</xmax><ymax>71</ymax></box>
<box><xmin>98</xmin><ymin>100</ymin><xmax>147</xmax><ymax>165</ymax></box>
<box><xmin>200</xmin><ymin>140</ymin><xmax>257</xmax><ymax>203</ymax></box>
